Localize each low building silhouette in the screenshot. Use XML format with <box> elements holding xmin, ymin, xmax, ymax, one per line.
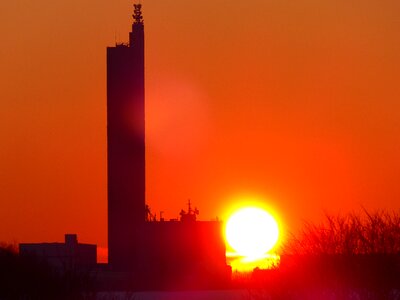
<box><xmin>19</xmin><ymin>234</ymin><xmax>96</xmax><ymax>272</ymax></box>
<box><xmin>129</xmin><ymin>204</ymin><xmax>230</xmax><ymax>290</ymax></box>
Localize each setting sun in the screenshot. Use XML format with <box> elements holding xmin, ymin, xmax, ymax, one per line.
<box><xmin>225</xmin><ymin>207</ymin><xmax>279</xmax><ymax>258</ymax></box>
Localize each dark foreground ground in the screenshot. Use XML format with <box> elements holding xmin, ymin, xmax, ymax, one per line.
<box><xmin>93</xmin><ymin>289</ymin><xmax>400</xmax><ymax>300</ymax></box>
<box><xmin>1</xmin><ymin>243</ymin><xmax>400</xmax><ymax>299</ymax></box>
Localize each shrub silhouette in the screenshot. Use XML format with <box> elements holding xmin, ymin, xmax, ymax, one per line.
<box><xmin>282</xmin><ymin>209</ymin><xmax>400</xmax><ymax>256</ymax></box>
<box><xmin>273</xmin><ymin>210</ymin><xmax>400</xmax><ymax>297</ymax></box>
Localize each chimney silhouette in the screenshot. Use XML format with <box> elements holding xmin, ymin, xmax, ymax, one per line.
<box><xmin>106</xmin><ymin>3</ymin><xmax>145</xmax><ymax>271</ymax></box>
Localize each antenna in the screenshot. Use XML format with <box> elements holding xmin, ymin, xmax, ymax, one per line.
<box><xmin>133</xmin><ymin>3</ymin><xmax>144</xmax><ymax>24</ymax></box>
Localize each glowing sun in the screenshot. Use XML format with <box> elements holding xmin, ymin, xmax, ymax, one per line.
<box><xmin>225</xmin><ymin>207</ymin><xmax>279</xmax><ymax>258</ymax></box>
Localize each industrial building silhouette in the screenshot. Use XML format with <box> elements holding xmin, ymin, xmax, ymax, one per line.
<box><xmin>106</xmin><ymin>4</ymin><xmax>230</xmax><ymax>289</ymax></box>
<box><xmin>18</xmin><ymin>4</ymin><xmax>229</xmax><ymax>290</ymax></box>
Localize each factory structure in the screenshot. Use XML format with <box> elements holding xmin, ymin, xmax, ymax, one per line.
<box><xmin>105</xmin><ymin>3</ymin><xmax>229</xmax><ymax>289</ymax></box>
<box><xmin>19</xmin><ymin>4</ymin><xmax>230</xmax><ymax>290</ymax></box>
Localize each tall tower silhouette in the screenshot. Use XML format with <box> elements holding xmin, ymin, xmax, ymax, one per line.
<box><xmin>107</xmin><ymin>4</ymin><xmax>145</xmax><ymax>271</ymax></box>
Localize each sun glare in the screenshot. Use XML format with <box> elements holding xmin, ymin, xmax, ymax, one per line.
<box><xmin>225</xmin><ymin>207</ymin><xmax>279</xmax><ymax>258</ymax></box>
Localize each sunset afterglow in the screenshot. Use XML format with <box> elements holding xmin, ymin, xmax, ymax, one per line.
<box><xmin>1</xmin><ymin>0</ymin><xmax>400</xmax><ymax>296</ymax></box>
<box><xmin>228</xmin><ymin>253</ymin><xmax>280</xmax><ymax>273</ymax></box>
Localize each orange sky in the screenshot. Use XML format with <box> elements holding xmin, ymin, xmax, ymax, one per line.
<box><xmin>1</xmin><ymin>0</ymin><xmax>400</xmax><ymax>254</ymax></box>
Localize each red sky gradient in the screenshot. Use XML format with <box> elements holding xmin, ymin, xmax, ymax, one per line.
<box><xmin>1</xmin><ymin>0</ymin><xmax>400</xmax><ymax>258</ymax></box>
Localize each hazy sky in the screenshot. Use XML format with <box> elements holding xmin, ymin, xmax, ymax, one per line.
<box><xmin>1</xmin><ymin>0</ymin><xmax>400</xmax><ymax>256</ymax></box>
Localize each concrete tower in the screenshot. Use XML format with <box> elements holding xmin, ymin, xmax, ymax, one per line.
<box><xmin>107</xmin><ymin>4</ymin><xmax>145</xmax><ymax>271</ymax></box>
